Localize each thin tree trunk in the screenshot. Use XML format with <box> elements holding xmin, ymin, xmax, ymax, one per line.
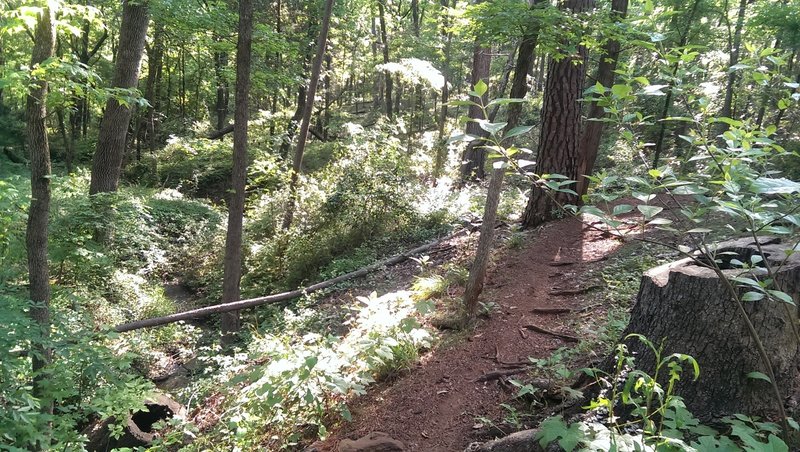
<box><xmin>26</xmin><ymin>5</ymin><xmax>56</xmax><ymax>441</ymax></box>
<box><xmin>459</xmin><ymin>16</ymin><xmax>492</xmax><ymax>183</ymax></box>
<box><xmin>463</xmin><ymin>165</ymin><xmax>505</xmax><ymax>320</ymax></box>
<box><xmin>89</xmin><ymin>0</ymin><xmax>149</xmax><ymax>194</ymax></box>
<box><xmin>652</xmin><ymin>0</ymin><xmax>701</xmax><ymax>167</ymax></box>
<box><xmin>219</xmin><ymin>0</ymin><xmax>254</xmax><ymax>343</ymax></box>
<box><xmin>433</xmin><ymin>0</ymin><xmax>452</xmax><ymax>180</ymax></box>
<box><xmin>282</xmin><ymin>0</ymin><xmax>336</xmax><ymax>230</ymax></box>
<box><xmin>214</xmin><ymin>48</ymin><xmax>229</xmax><ymax>131</ymax></box>
<box><xmin>377</xmin><ymin>0</ymin><xmax>393</xmax><ymax>119</ymax></box>
<box><xmin>280</xmin><ymin>85</ymin><xmax>306</xmax><ymax>158</ymax></box>
<box><xmin>576</xmin><ymin>0</ymin><xmax>629</xmax><ymax>197</ymax></box>
<box><xmin>505</xmin><ymin>0</ymin><xmax>546</xmax><ymax>134</ymax></box>
<box><xmin>717</xmin><ymin>0</ymin><xmax>747</xmax><ymax>135</ymax></box>
<box><xmin>56</xmin><ymin>108</ymin><xmax>73</xmax><ymax>173</ymax></box>
<box><xmin>522</xmin><ymin>0</ymin><xmax>594</xmax><ymax>228</ymax></box>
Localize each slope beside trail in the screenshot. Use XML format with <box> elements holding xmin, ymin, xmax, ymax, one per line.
<box><xmin>320</xmin><ymin>216</ymin><xmax>624</xmax><ymax>451</ymax></box>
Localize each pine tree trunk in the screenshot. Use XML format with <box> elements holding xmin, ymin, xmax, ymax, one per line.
<box><xmin>608</xmin><ymin>238</ymin><xmax>800</xmax><ymax>421</ymax></box>
<box><xmin>522</xmin><ymin>0</ymin><xmax>594</xmax><ymax>228</ymax></box>
<box><xmin>219</xmin><ymin>0</ymin><xmax>254</xmax><ymax>343</ymax></box>
<box><xmin>89</xmin><ymin>0</ymin><xmax>149</xmax><ymax>194</ymax></box>
<box><xmin>26</xmin><ymin>5</ymin><xmax>56</xmax><ymax>436</ymax></box>
<box><xmin>576</xmin><ymin>0</ymin><xmax>628</xmax><ymax>197</ymax></box>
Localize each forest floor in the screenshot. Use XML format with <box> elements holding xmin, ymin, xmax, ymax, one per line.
<box><xmin>317</xmin><ymin>215</ymin><xmax>628</xmax><ymax>451</ymax></box>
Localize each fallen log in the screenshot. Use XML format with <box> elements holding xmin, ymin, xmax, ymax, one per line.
<box><xmin>114</xmin><ymin>229</ymin><xmax>467</xmax><ymax>332</ymax></box>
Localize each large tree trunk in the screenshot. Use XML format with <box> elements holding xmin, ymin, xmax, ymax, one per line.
<box><xmin>219</xmin><ymin>0</ymin><xmax>254</xmax><ymax>343</ymax></box>
<box><xmin>521</xmin><ymin>0</ymin><xmax>594</xmax><ymax>228</ymax></box>
<box><xmin>282</xmin><ymin>0</ymin><xmax>336</xmax><ymax>230</ymax></box>
<box><xmin>459</xmin><ymin>22</ymin><xmax>492</xmax><ymax>183</ymax></box>
<box><xmin>89</xmin><ymin>0</ymin><xmax>149</xmax><ymax>194</ymax></box>
<box><xmin>576</xmin><ymin>0</ymin><xmax>628</xmax><ymax>197</ymax></box>
<box><xmin>610</xmin><ymin>237</ymin><xmax>800</xmax><ymax>421</ymax></box>
<box><xmin>26</xmin><ymin>5</ymin><xmax>56</xmax><ymax>438</ymax></box>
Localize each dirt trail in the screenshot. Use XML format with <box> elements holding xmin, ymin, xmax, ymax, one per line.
<box><xmin>322</xmin><ymin>217</ymin><xmax>623</xmax><ymax>451</ymax></box>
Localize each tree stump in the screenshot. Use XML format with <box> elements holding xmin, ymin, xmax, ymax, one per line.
<box><xmin>612</xmin><ymin>237</ymin><xmax>800</xmax><ymax>421</ymax></box>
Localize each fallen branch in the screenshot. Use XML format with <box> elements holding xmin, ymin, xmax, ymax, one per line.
<box><xmin>549</xmin><ymin>255</ymin><xmax>609</xmax><ymax>267</ymax></box>
<box><xmin>548</xmin><ymin>285</ymin><xmax>601</xmax><ymax>296</ymax></box>
<box><xmin>530</xmin><ymin>307</ymin><xmax>572</xmax><ymax>315</ymax></box>
<box><xmin>115</xmin><ymin>229</ymin><xmax>468</xmax><ymax>333</ymax></box>
<box><xmin>523</xmin><ymin>324</ymin><xmax>580</xmax><ymax>343</ymax></box>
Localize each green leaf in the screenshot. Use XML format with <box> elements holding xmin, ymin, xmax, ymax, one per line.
<box><xmin>750</xmin><ymin>177</ymin><xmax>800</xmax><ymax>194</ymax></box>
<box><xmin>448</xmin><ymin>99</ymin><xmax>480</xmax><ymax>107</ymax></box>
<box><xmin>767</xmin><ymin>290</ymin><xmax>795</xmax><ymax>305</ymax></box>
<box><xmin>486</xmin><ymin>97</ymin><xmax>526</xmax><ymax>108</ymax></box>
<box><xmin>473</xmin><ymin>80</ymin><xmax>488</xmax><ymax>97</ymax></box>
<box><xmin>611</xmin><ymin>84</ymin><xmax>632</xmax><ymax>98</ymax></box>
<box><xmin>476</xmin><ymin>119</ymin><xmax>507</xmax><ymax>135</ymax></box>
<box><xmin>504</xmin><ymin>125</ymin><xmax>533</xmax><ymax>139</ymax></box>
<box><xmin>612</xmin><ymin>204</ymin><xmax>633</xmax><ymax>215</ymax></box>
<box><xmin>741</xmin><ymin>291</ymin><xmax>765</xmax><ymax>302</ymax></box>
<box><xmin>637</xmin><ymin>204</ymin><xmax>664</xmax><ymax>220</ymax></box>
<box><xmin>747</xmin><ymin>371</ymin><xmax>771</xmax><ymax>383</ymax></box>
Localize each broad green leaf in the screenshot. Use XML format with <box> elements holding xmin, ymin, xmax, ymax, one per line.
<box><xmin>613</xmin><ymin>204</ymin><xmax>633</xmax><ymax>215</ymax></box>
<box><xmin>448</xmin><ymin>99</ymin><xmax>480</xmax><ymax>107</ymax></box>
<box><xmin>767</xmin><ymin>290</ymin><xmax>795</xmax><ymax>305</ymax></box>
<box><xmin>741</xmin><ymin>291</ymin><xmax>764</xmax><ymax>302</ymax></box>
<box><xmin>473</xmin><ymin>80</ymin><xmax>488</xmax><ymax>97</ymax></box>
<box><xmin>750</xmin><ymin>177</ymin><xmax>800</xmax><ymax>194</ymax></box>
<box><xmin>504</xmin><ymin>125</ymin><xmax>533</xmax><ymax>139</ymax></box>
<box><xmin>476</xmin><ymin>119</ymin><xmax>507</xmax><ymax>135</ymax></box>
<box><xmin>637</xmin><ymin>204</ymin><xmax>663</xmax><ymax>219</ymax></box>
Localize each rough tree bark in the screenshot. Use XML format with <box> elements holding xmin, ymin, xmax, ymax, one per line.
<box><xmin>89</xmin><ymin>0</ymin><xmax>149</xmax><ymax>194</ymax></box>
<box><xmin>608</xmin><ymin>237</ymin><xmax>800</xmax><ymax>421</ymax></box>
<box><xmin>25</xmin><ymin>4</ymin><xmax>56</xmax><ymax>434</ymax></box>
<box><xmin>521</xmin><ymin>0</ymin><xmax>594</xmax><ymax>228</ymax></box>
<box><xmin>576</xmin><ymin>0</ymin><xmax>629</xmax><ymax>197</ymax></box>
<box><xmin>219</xmin><ymin>0</ymin><xmax>254</xmax><ymax>343</ymax></box>
<box><xmin>281</xmin><ymin>0</ymin><xmax>336</xmax><ymax>230</ymax></box>
<box><xmin>463</xmin><ymin>166</ymin><xmax>505</xmax><ymax>320</ymax></box>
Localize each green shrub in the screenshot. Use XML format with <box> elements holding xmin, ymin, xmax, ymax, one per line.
<box><xmin>0</xmin><ymin>296</ymin><xmax>153</xmax><ymax>450</ymax></box>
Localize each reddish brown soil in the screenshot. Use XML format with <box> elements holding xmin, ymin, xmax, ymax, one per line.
<box><xmin>320</xmin><ymin>217</ymin><xmax>624</xmax><ymax>451</ymax></box>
